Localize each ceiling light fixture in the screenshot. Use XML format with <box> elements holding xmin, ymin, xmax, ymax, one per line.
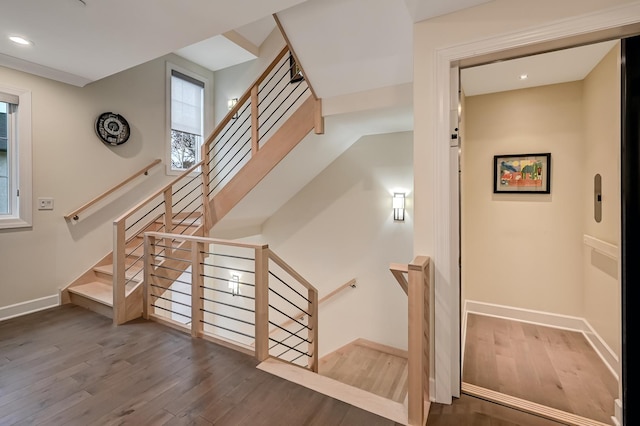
<box><xmin>9</xmin><ymin>36</ymin><xmax>33</xmax><ymax>46</ymax></box>
<box><xmin>519</xmin><ymin>74</ymin><xmax>528</xmax><ymax>80</ymax></box>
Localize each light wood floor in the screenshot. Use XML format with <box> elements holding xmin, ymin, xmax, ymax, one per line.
<box><xmin>318</xmin><ymin>339</ymin><xmax>408</xmax><ymax>403</ymax></box>
<box><xmin>462</xmin><ymin>313</ymin><xmax>618</xmax><ymax>425</ymax></box>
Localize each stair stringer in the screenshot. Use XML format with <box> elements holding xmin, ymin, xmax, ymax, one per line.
<box><xmin>60</xmin><ymin>221</ymin><xmax>203</xmax><ymax>321</ymax></box>
<box><xmin>208</xmin><ymin>95</ymin><xmax>317</xmax><ymax>227</ymax></box>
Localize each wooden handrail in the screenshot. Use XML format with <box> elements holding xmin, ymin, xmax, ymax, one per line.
<box><xmin>273</xmin><ymin>14</ymin><xmax>319</xmax><ymax>101</ymax></box>
<box><xmin>203</xmin><ymin>46</ymin><xmax>290</xmax><ymax>147</ymax></box>
<box><xmin>143</xmin><ymin>231</ymin><xmax>268</xmax><ymax>251</ymax></box>
<box><xmin>389</xmin><ymin>262</ymin><xmax>409</xmax><ymax>295</ymax></box>
<box><xmin>268</xmin><ymin>249</ymin><xmax>317</xmax><ymax>292</ymax></box>
<box><xmin>141</xmin><ymin>232</ymin><xmax>318</xmax><ymax>371</ymax></box>
<box><xmin>64</xmin><ymin>158</ymin><xmax>161</xmax><ymax>221</ymax></box>
<box><xmin>113</xmin><ymin>160</ymin><xmax>203</xmax><ymax>224</ymax></box>
<box><xmin>319</xmin><ymin>278</ymin><xmax>356</xmax><ymax>305</ymax></box>
<box><xmin>265</xmin><ymin>278</ymin><xmax>356</xmax><ymax>340</ymax></box>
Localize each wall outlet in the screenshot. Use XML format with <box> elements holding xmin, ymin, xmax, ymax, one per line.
<box><xmin>38</xmin><ymin>197</ymin><xmax>54</xmax><ymax>210</ymax></box>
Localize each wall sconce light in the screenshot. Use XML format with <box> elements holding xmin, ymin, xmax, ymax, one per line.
<box><xmin>228</xmin><ymin>97</ymin><xmax>238</xmax><ymax>119</ymax></box>
<box><xmin>228</xmin><ymin>274</ymin><xmax>240</xmax><ymax>296</ymax></box>
<box><xmin>393</xmin><ymin>193</ymin><xmax>405</xmax><ymax>221</ymax></box>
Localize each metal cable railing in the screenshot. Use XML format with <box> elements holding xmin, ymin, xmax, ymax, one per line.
<box><xmin>110</xmin><ymin>46</ymin><xmax>320</xmax><ymax>329</ymax></box>
<box><xmin>265</xmin><ymin>255</ymin><xmax>316</xmax><ymax>368</ymax></box>
<box><xmin>142</xmin><ymin>232</ymin><xmax>318</xmax><ymax>371</ymax></box>
<box><xmin>204</xmin><ymin>47</ymin><xmax>312</xmax><ymax>199</ymax></box>
<box><xmin>111</xmin><ymin>163</ymin><xmax>205</xmax><ymax>325</ymax></box>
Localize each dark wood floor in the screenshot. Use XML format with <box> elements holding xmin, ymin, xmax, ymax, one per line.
<box><xmin>0</xmin><ymin>305</ymin><xmax>583</xmax><ymax>426</ymax></box>
<box><xmin>0</xmin><ymin>305</ymin><xmax>400</xmax><ymax>426</ymax></box>
<box><xmin>462</xmin><ymin>313</ymin><xmax>618</xmax><ymax>424</ymax></box>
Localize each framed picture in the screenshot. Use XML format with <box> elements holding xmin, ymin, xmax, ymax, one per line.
<box><xmin>493</xmin><ymin>153</ymin><xmax>551</xmax><ymax>194</ymax></box>
<box><xmin>289</xmin><ymin>53</ymin><xmax>304</xmax><ymax>83</ymax></box>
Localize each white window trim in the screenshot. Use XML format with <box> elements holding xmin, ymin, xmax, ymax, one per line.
<box><xmin>165</xmin><ymin>62</ymin><xmax>211</xmax><ymax>176</ymax></box>
<box><xmin>0</xmin><ymin>85</ymin><xmax>32</xmax><ymax>230</ymax></box>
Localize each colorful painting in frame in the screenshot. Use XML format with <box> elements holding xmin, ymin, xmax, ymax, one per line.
<box><xmin>493</xmin><ymin>153</ymin><xmax>551</xmax><ymax>194</ymax></box>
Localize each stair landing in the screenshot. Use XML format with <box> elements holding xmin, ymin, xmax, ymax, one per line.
<box><xmin>319</xmin><ymin>338</ymin><xmax>409</xmax><ymax>404</ymax></box>
<box><xmin>257</xmin><ymin>357</ymin><xmax>410</xmax><ymax>425</ymax></box>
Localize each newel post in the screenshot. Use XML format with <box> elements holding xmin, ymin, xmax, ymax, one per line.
<box><xmin>251</xmin><ymin>85</ymin><xmax>259</xmax><ymax>155</ymax></box>
<box><xmin>254</xmin><ymin>245</ymin><xmax>270</xmax><ymax>362</ymax></box>
<box><xmin>308</xmin><ymin>287</ymin><xmax>319</xmax><ymax>372</ymax></box>
<box><xmin>113</xmin><ymin>220</ymin><xmax>127</xmax><ymax>325</ymax></box>
<box><xmin>163</xmin><ymin>189</ymin><xmax>174</xmax><ymax>257</ymax></box>
<box><xmin>407</xmin><ymin>258</ymin><xmax>427</xmax><ymax>426</ymax></box>
<box><xmin>200</xmin><ymin>148</ymin><xmax>212</xmax><ymax>231</ymax></box>
<box><xmin>191</xmin><ymin>240</ymin><xmax>205</xmax><ymax>338</ymax></box>
<box><xmin>142</xmin><ymin>234</ymin><xmax>156</xmax><ymax>320</ymax></box>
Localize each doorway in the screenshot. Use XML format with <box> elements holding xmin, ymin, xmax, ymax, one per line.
<box><xmin>458</xmin><ymin>40</ymin><xmax>622</xmax><ymax>425</ymax></box>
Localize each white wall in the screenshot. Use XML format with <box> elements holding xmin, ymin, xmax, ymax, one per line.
<box><xmin>0</xmin><ymin>53</ymin><xmax>214</xmax><ymax>312</ymax></box>
<box><xmin>251</xmin><ymin>131</ymin><xmax>414</xmax><ymax>356</ymax></box>
<box><xmin>213</xmin><ymin>28</ymin><xmax>286</xmax><ymax>125</ymax></box>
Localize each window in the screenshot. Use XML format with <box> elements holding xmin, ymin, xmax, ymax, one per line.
<box><xmin>168</xmin><ymin>66</ymin><xmax>205</xmax><ymax>172</ymax></box>
<box><xmin>0</xmin><ymin>87</ymin><xmax>32</xmax><ymax>229</ymax></box>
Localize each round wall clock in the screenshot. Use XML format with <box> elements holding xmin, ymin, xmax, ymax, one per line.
<box><xmin>95</xmin><ymin>112</ymin><xmax>130</xmax><ymax>146</ymax></box>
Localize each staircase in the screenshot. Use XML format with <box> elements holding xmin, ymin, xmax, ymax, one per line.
<box><xmin>60</xmin><ymin>44</ymin><xmax>323</xmax><ymax>325</ymax></box>
<box><xmin>61</xmin><ymin>214</ymin><xmax>203</xmax><ymax>321</ymax></box>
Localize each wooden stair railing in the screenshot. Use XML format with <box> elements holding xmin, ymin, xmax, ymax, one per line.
<box><xmin>266</xmin><ymin>278</ymin><xmax>356</xmax><ymax>341</ymax></box>
<box><xmin>142</xmin><ymin>231</ymin><xmax>319</xmax><ymax>372</ymax></box>
<box><xmin>64</xmin><ymin>158</ymin><xmax>162</xmax><ymax>221</ymax></box>
<box><xmin>390</xmin><ymin>256</ymin><xmax>431</xmax><ymax>426</ymax></box>
<box><xmin>201</xmin><ymin>45</ymin><xmax>323</xmax><ymax>227</ymax></box>
<box><xmin>61</xmin><ymin>45</ymin><xmax>324</xmax><ymax>326</ymax></box>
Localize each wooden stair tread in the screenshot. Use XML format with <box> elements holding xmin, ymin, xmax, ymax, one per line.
<box><xmin>94</xmin><ymin>264</ymin><xmax>143</xmax><ymax>281</ymax></box>
<box><xmin>68</xmin><ymin>282</ymin><xmax>113</xmax><ymax>306</ymax></box>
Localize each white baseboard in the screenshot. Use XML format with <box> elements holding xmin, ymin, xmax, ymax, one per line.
<box><xmin>612</xmin><ymin>398</ymin><xmax>622</xmax><ymax>426</ymax></box>
<box><xmin>0</xmin><ymin>294</ymin><xmax>60</xmax><ymax>322</ymax></box>
<box><xmin>463</xmin><ymin>300</ymin><xmax>619</xmax><ymax>382</ymax></box>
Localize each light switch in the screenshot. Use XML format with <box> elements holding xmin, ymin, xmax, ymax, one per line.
<box><xmin>38</xmin><ymin>197</ymin><xmax>54</xmax><ymax>210</ymax></box>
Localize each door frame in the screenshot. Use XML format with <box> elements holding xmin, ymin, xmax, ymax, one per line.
<box><xmin>431</xmin><ymin>1</ymin><xmax>640</xmax><ymax>414</ymax></box>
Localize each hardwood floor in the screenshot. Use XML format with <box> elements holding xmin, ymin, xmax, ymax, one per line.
<box><xmin>1</xmin><ymin>305</ymin><xmax>609</xmax><ymax>426</ymax></box>
<box><xmin>318</xmin><ymin>339</ymin><xmax>408</xmax><ymax>403</ymax></box>
<box><xmin>426</xmin><ymin>393</ymin><xmax>570</xmax><ymax>426</ymax></box>
<box><xmin>0</xmin><ymin>305</ymin><xmax>400</xmax><ymax>426</ymax></box>
<box><xmin>462</xmin><ymin>313</ymin><xmax>618</xmax><ymax>425</ymax></box>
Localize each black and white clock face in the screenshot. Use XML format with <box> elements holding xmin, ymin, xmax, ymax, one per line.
<box><xmin>95</xmin><ymin>112</ymin><xmax>130</xmax><ymax>146</ymax></box>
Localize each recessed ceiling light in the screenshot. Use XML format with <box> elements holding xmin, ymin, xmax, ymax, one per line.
<box><xmin>9</xmin><ymin>36</ymin><xmax>33</xmax><ymax>46</ymax></box>
<box><xmin>519</xmin><ymin>74</ymin><xmax>528</xmax><ymax>80</ymax></box>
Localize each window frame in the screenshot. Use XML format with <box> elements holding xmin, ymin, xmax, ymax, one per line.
<box><xmin>0</xmin><ymin>85</ymin><xmax>32</xmax><ymax>230</ymax></box>
<box><xmin>165</xmin><ymin>62</ymin><xmax>210</xmax><ymax>176</ymax></box>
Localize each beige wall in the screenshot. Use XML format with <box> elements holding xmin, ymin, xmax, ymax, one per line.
<box><xmin>463</xmin><ymin>82</ymin><xmax>585</xmax><ymax>315</ymax></box>
<box><xmin>582</xmin><ymin>43</ymin><xmax>621</xmax><ymax>356</ymax></box>
<box><xmin>0</xmin><ymin>53</ymin><xmax>214</xmax><ymax>310</ymax></box>
<box><xmin>213</xmin><ymin>29</ymin><xmax>285</xmax><ymax>125</ymax></box>
<box><xmin>462</xmin><ymin>43</ymin><xmax>621</xmax><ymax>358</ymax></box>
<box><xmin>254</xmin><ymin>131</ymin><xmax>414</xmax><ymax>355</ymax></box>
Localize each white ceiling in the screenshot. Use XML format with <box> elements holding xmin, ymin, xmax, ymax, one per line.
<box><xmin>0</xmin><ymin>0</ymin><xmax>306</xmax><ymax>86</ymax></box>
<box><xmin>0</xmin><ymin>1</ymin><xmax>620</xmax><ymax>108</ymax></box>
<box><xmin>0</xmin><ymin>0</ymin><xmax>493</xmax><ymax>94</ymax></box>
<box><xmin>461</xmin><ymin>40</ymin><xmax>620</xmax><ymax>97</ymax></box>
